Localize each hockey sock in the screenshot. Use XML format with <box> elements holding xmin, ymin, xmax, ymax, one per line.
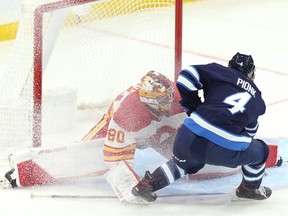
<box><xmin>151</xmin><ymin>159</ymin><xmax>182</xmax><ymax>191</ymax></box>
<box><xmin>241</xmin><ymin>163</ymin><xmax>265</xmax><ymax>189</ymax></box>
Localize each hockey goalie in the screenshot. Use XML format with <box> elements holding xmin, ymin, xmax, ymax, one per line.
<box><xmin>2</xmin><ymin>71</ymin><xmax>280</xmax><ymax>192</ymax></box>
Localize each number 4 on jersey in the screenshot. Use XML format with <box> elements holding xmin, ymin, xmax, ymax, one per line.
<box><xmin>223</xmin><ymin>92</ymin><xmax>252</xmax><ymax>114</ymax></box>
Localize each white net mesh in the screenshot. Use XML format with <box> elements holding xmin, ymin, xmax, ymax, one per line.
<box><xmin>0</xmin><ymin>0</ymin><xmax>180</xmax><ymax>148</ymax></box>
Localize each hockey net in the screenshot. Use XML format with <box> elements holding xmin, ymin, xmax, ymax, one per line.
<box><xmin>0</xmin><ymin>0</ymin><xmax>182</xmax><ymax>149</ymax></box>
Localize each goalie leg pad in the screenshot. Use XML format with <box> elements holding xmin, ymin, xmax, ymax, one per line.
<box><xmin>5</xmin><ymin>139</ymin><xmax>108</xmax><ymax>187</ymax></box>
<box><xmin>266</xmin><ymin>144</ymin><xmax>279</xmax><ymax>167</ymax></box>
<box><xmin>104</xmin><ymin>161</ymin><xmax>149</xmax><ymax>204</ymax></box>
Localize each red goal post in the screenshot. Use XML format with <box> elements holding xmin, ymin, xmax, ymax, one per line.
<box><xmin>0</xmin><ymin>0</ymin><xmax>183</xmax><ymax>148</ymax></box>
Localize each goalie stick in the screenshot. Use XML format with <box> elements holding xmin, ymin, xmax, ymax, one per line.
<box><xmin>30</xmin><ymin>192</ymin><xmax>229</xmax><ymax>199</ymax></box>
<box><xmin>31</xmin><ymin>192</ymin><xmax>260</xmax><ymax>203</ymax></box>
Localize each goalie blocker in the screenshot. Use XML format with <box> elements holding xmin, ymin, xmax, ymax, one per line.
<box><xmin>2</xmin><ymin>141</ymin><xmax>281</xmax><ymax>188</ymax></box>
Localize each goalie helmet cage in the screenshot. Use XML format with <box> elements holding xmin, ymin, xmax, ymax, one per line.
<box><xmin>0</xmin><ymin>0</ymin><xmax>182</xmax><ymax>148</ymax></box>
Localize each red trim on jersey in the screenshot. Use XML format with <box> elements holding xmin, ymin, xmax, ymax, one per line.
<box><xmin>103</xmin><ymin>144</ymin><xmax>137</xmax><ymax>162</ymax></box>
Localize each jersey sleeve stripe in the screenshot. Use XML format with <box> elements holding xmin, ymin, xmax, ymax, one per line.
<box><xmin>245</xmin><ymin>122</ymin><xmax>259</xmax><ymax>137</ymax></box>
<box><xmin>82</xmin><ymin>113</ymin><xmax>110</xmax><ymax>141</ymax></box>
<box><xmin>103</xmin><ymin>143</ymin><xmax>136</xmax><ymax>153</ymax></box>
<box><xmin>245</xmin><ymin>122</ymin><xmax>259</xmax><ymax>131</ymax></box>
<box><xmin>182</xmin><ymin>65</ymin><xmax>203</xmax><ymax>88</ymax></box>
<box><xmin>104</xmin><ymin>155</ymin><xmax>135</xmax><ymax>162</ymax></box>
<box><xmin>177</xmin><ymin>75</ymin><xmax>198</xmax><ymax>91</ymax></box>
<box><xmin>103</xmin><ymin>144</ymin><xmax>137</xmax><ymax>162</ymax></box>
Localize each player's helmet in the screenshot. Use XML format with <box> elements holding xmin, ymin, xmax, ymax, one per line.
<box><xmin>228</xmin><ymin>52</ymin><xmax>255</xmax><ymax>80</ymax></box>
<box><xmin>139</xmin><ymin>71</ymin><xmax>174</xmax><ymax>113</ymax></box>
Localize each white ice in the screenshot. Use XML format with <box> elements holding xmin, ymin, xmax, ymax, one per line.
<box><xmin>1</xmin><ymin>0</ymin><xmax>288</xmax><ymax>215</ymax></box>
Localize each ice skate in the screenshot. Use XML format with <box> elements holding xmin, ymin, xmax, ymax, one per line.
<box><xmin>0</xmin><ymin>169</ymin><xmax>18</xmax><ymax>189</ymax></box>
<box><xmin>235</xmin><ymin>182</ymin><xmax>272</xmax><ymax>201</ymax></box>
<box><xmin>131</xmin><ymin>171</ymin><xmax>157</xmax><ymax>202</ymax></box>
<box><xmin>4</xmin><ymin>169</ymin><xmax>18</xmax><ymax>188</ymax></box>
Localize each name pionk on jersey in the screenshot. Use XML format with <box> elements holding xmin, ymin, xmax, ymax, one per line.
<box><xmin>237</xmin><ymin>78</ymin><xmax>256</xmax><ymax>97</ymax></box>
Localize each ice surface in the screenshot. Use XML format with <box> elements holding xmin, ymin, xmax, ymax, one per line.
<box><xmin>1</xmin><ymin>0</ymin><xmax>288</xmax><ymax>215</ymax></box>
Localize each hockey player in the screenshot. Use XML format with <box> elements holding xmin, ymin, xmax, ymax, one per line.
<box><xmin>82</xmin><ymin>70</ymin><xmax>185</xmax><ymax>167</ymax></box>
<box><xmin>131</xmin><ymin>53</ymin><xmax>272</xmax><ymax>202</ymax></box>
<box><xmin>3</xmin><ymin>71</ymin><xmax>185</xmax><ymax>188</ymax></box>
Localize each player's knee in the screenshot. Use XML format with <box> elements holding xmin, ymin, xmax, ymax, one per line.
<box><xmin>173</xmin><ymin>155</ymin><xmax>204</xmax><ymax>175</ymax></box>
<box><xmin>186</xmin><ymin>164</ymin><xmax>205</xmax><ymax>175</ymax></box>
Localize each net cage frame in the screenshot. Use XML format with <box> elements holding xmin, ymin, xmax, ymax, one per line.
<box><xmin>32</xmin><ymin>0</ymin><xmax>183</xmax><ymax>147</ymax></box>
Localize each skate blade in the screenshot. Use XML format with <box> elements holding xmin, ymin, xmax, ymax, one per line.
<box><xmin>124</xmin><ymin>192</ymin><xmax>151</xmax><ymax>205</ymax></box>
<box><xmin>231</xmin><ymin>196</ymin><xmax>258</xmax><ymax>202</ymax></box>
<box><xmin>0</xmin><ymin>178</ymin><xmax>12</xmax><ymax>189</ymax></box>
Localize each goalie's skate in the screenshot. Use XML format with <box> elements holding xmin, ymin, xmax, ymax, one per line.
<box><xmin>0</xmin><ymin>169</ymin><xmax>18</xmax><ymax>189</ymax></box>
<box><xmin>234</xmin><ymin>182</ymin><xmax>272</xmax><ymax>201</ymax></box>
<box><xmin>131</xmin><ymin>171</ymin><xmax>157</xmax><ymax>202</ymax></box>
<box><xmin>4</xmin><ymin>169</ymin><xmax>18</xmax><ymax>188</ymax></box>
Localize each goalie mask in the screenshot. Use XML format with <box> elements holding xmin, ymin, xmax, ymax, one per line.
<box><xmin>139</xmin><ymin>71</ymin><xmax>174</xmax><ymax>113</ymax></box>
<box><xmin>228</xmin><ymin>52</ymin><xmax>256</xmax><ymax>80</ymax></box>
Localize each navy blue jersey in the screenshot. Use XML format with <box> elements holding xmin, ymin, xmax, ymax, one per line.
<box><xmin>176</xmin><ymin>63</ymin><xmax>266</xmax><ymax>151</ymax></box>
